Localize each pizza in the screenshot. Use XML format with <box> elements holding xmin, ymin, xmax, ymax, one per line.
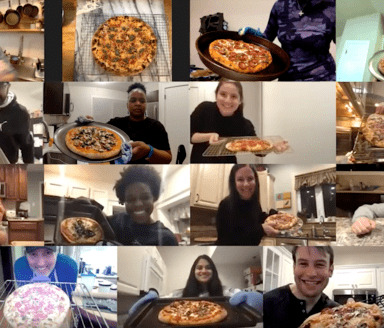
<box><xmin>225</xmin><ymin>138</ymin><xmax>273</xmax><ymax>152</ymax></box>
<box><xmin>65</xmin><ymin>126</ymin><xmax>122</xmax><ymax>160</ymax></box>
<box><xmin>158</xmin><ymin>300</ymin><xmax>228</xmax><ymax>326</ymax></box>
<box><xmin>264</xmin><ymin>213</ymin><xmax>299</xmax><ymax>230</ymax></box>
<box><xmin>91</xmin><ymin>16</ymin><xmax>157</xmax><ymax>76</ymax></box>
<box><xmin>209</xmin><ymin>39</ymin><xmax>272</xmax><ymax>74</ymax></box>
<box><xmin>299</xmin><ymin>301</ymin><xmax>384</xmax><ymax>328</ymax></box>
<box><xmin>378</xmin><ymin>57</ymin><xmax>384</xmax><ymax>76</ymax></box>
<box><xmin>362</xmin><ymin>113</ymin><xmax>384</xmax><ymax>147</ymax></box>
<box><xmin>61</xmin><ymin>217</ymin><xmax>103</xmax><ymax>244</ymax></box>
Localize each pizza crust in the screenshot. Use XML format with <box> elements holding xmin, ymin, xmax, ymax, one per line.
<box><xmin>378</xmin><ymin>58</ymin><xmax>384</xmax><ymax>76</ymax></box>
<box><xmin>65</xmin><ymin>126</ymin><xmax>122</xmax><ymax>160</ymax></box>
<box><xmin>209</xmin><ymin>39</ymin><xmax>272</xmax><ymax>74</ymax></box>
<box><xmin>225</xmin><ymin>138</ymin><xmax>273</xmax><ymax>152</ymax></box>
<box><xmin>92</xmin><ymin>16</ymin><xmax>157</xmax><ymax>76</ymax></box>
<box><xmin>299</xmin><ymin>301</ymin><xmax>384</xmax><ymax>328</ymax></box>
<box><xmin>61</xmin><ymin>217</ymin><xmax>103</xmax><ymax>245</ymax></box>
<box><xmin>158</xmin><ymin>300</ymin><xmax>228</xmax><ymax>326</ymax></box>
<box><xmin>265</xmin><ymin>213</ymin><xmax>299</xmax><ymax>230</ymax></box>
<box><xmin>362</xmin><ymin>113</ymin><xmax>384</xmax><ymax>147</ymax></box>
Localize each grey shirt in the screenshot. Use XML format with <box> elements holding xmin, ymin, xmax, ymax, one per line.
<box><xmin>352</xmin><ymin>203</ymin><xmax>384</xmax><ymax>223</ymax></box>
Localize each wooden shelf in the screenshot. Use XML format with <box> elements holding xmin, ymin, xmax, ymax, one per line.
<box><xmin>0</xmin><ymin>28</ymin><xmax>44</xmax><ymax>33</ymax></box>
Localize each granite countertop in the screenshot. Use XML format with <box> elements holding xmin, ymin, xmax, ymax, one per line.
<box><xmin>336</xmin><ymin>217</ymin><xmax>384</xmax><ymax>246</ymax></box>
<box><xmin>73</xmin><ymin>0</ymin><xmax>171</xmax><ymax>81</ymax></box>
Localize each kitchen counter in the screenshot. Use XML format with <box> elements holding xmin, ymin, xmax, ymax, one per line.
<box><xmin>336</xmin><ymin>217</ymin><xmax>384</xmax><ymax>246</ymax></box>
<box><xmin>7</xmin><ymin>218</ymin><xmax>44</xmax><ymax>222</ymax></box>
<box><xmin>66</xmin><ymin>0</ymin><xmax>171</xmax><ymax>81</ymax></box>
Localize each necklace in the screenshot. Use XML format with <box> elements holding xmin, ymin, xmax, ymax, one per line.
<box><xmin>296</xmin><ymin>0</ymin><xmax>307</xmax><ymax>17</ymax></box>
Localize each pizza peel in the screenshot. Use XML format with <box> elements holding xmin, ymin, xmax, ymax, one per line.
<box><xmin>196</xmin><ymin>31</ymin><xmax>290</xmax><ymax>81</ymax></box>
<box><xmin>54</xmin><ymin>122</ymin><xmax>130</xmax><ymax>163</ymax></box>
<box><xmin>124</xmin><ymin>296</ymin><xmax>262</xmax><ymax>328</ymax></box>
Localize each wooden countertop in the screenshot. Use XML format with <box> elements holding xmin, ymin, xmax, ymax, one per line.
<box><xmin>62</xmin><ymin>0</ymin><xmax>172</xmax><ymax>81</ymax></box>
<box><xmin>7</xmin><ymin>218</ymin><xmax>44</xmax><ymax>222</ymax></box>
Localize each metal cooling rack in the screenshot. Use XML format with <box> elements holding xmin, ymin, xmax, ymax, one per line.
<box><xmin>0</xmin><ymin>280</ymin><xmax>111</xmax><ymax>328</ymax></box>
<box><xmin>75</xmin><ymin>12</ymin><xmax>171</xmax><ymax>81</ymax></box>
<box><xmin>377</xmin><ymin>295</ymin><xmax>384</xmax><ymax>313</ymax></box>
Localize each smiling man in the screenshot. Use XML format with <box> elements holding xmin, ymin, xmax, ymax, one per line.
<box><xmin>264</xmin><ymin>246</ymin><xmax>338</xmax><ymax>328</ymax></box>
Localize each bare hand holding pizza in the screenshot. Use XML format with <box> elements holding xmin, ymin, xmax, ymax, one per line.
<box><xmin>351</xmin><ymin>217</ymin><xmax>376</xmax><ymax>235</ymax></box>
<box><xmin>262</xmin><ymin>222</ymin><xmax>280</xmax><ymax>236</ymax></box>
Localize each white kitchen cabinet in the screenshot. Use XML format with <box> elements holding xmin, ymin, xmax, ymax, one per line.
<box><xmin>44</xmin><ymin>181</ymin><xmax>68</xmax><ymax>197</ymax></box>
<box><xmin>69</xmin><ymin>185</ymin><xmax>89</xmax><ymax>199</ymax></box>
<box><xmin>191</xmin><ymin>164</ymin><xmax>226</xmax><ymax>209</ymax></box>
<box><xmin>332</xmin><ymin>267</ymin><xmax>377</xmax><ymax>289</ymax></box>
<box><xmin>91</xmin><ymin>189</ymin><xmax>108</xmax><ymax>210</ymax></box>
<box><xmin>263</xmin><ymin>246</ymin><xmax>293</xmax><ymax>292</ymax></box>
<box><xmin>377</xmin><ymin>268</ymin><xmax>384</xmax><ymax>295</ymax></box>
<box><xmin>258</xmin><ymin>170</ymin><xmax>275</xmax><ymax>212</ymax></box>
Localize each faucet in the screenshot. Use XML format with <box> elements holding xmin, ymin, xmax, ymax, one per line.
<box><xmin>319</xmin><ymin>215</ymin><xmax>324</xmax><ymax>225</ymax></box>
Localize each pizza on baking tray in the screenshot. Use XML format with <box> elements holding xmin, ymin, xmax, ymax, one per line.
<box><xmin>362</xmin><ymin>113</ymin><xmax>384</xmax><ymax>147</ymax></box>
<box><xmin>158</xmin><ymin>300</ymin><xmax>228</xmax><ymax>326</ymax></box>
<box><xmin>264</xmin><ymin>213</ymin><xmax>299</xmax><ymax>230</ymax></box>
<box><xmin>299</xmin><ymin>301</ymin><xmax>384</xmax><ymax>328</ymax></box>
<box><xmin>209</xmin><ymin>39</ymin><xmax>272</xmax><ymax>74</ymax></box>
<box><xmin>91</xmin><ymin>16</ymin><xmax>157</xmax><ymax>76</ymax></box>
<box><xmin>65</xmin><ymin>126</ymin><xmax>122</xmax><ymax>160</ymax></box>
<box><xmin>61</xmin><ymin>217</ymin><xmax>103</xmax><ymax>245</ymax></box>
<box><xmin>225</xmin><ymin>138</ymin><xmax>273</xmax><ymax>152</ymax></box>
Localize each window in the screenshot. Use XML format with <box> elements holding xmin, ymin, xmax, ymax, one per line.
<box><xmin>322</xmin><ymin>184</ymin><xmax>336</xmax><ymax>217</ymax></box>
<box><xmin>299</xmin><ymin>186</ymin><xmax>317</xmax><ymax>218</ymax></box>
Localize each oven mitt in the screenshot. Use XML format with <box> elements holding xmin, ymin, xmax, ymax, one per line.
<box><xmin>229</xmin><ymin>291</ymin><xmax>263</xmax><ymax>313</ymax></box>
<box><xmin>75</xmin><ymin>116</ymin><xmax>94</xmax><ymax>125</ymax></box>
<box><xmin>114</xmin><ymin>142</ymin><xmax>133</xmax><ymax>164</ymax></box>
<box><xmin>128</xmin><ymin>290</ymin><xmax>159</xmax><ymax>318</ymax></box>
<box><xmin>31</xmin><ymin>276</ymin><xmax>51</xmax><ymax>283</ymax></box>
<box><xmin>238</xmin><ymin>27</ymin><xmax>264</xmax><ymax>38</ymax></box>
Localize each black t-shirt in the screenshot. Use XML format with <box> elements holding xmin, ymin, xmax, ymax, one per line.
<box><xmin>108</xmin><ymin>213</ymin><xmax>178</xmax><ymax>246</ymax></box>
<box><xmin>0</xmin><ymin>97</ymin><xmax>34</xmax><ymax>163</ymax></box>
<box><xmin>190</xmin><ymin>101</ymin><xmax>256</xmax><ymax>163</ymax></box>
<box><xmin>107</xmin><ymin>116</ymin><xmax>170</xmax><ymax>164</ymax></box>
<box><xmin>264</xmin><ymin>284</ymin><xmax>339</xmax><ymax>328</ymax></box>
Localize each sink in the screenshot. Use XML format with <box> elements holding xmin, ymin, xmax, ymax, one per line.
<box><xmin>302</xmin><ymin>223</ymin><xmax>336</xmax><ymax>239</ymax></box>
<box><xmin>11</xmin><ymin>57</ymin><xmax>44</xmax><ymax>82</ymax></box>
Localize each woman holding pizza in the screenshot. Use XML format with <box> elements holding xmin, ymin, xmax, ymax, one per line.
<box><xmin>108</xmin><ymin>166</ymin><xmax>178</xmax><ymax>246</ymax></box>
<box><xmin>216</xmin><ymin>164</ymin><xmax>280</xmax><ymax>245</ymax></box>
<box><xmin>128</xmin><ymin>255</ymin><xmax>263</xmax><ymax>323</ymax></box>
<box><xmin>190</xmin><ymin>81</ymin><xmax>256</xmax><ymax>163</ymax></box>
<box><xmin>108</xmin><ymin>83</ymin><xmax>172</xmax><ymax>164</ymax></box>
<box><xmin>239</xmin><ymin>0</ymin><xmax>335</xmax><ymax>81</ymax></box>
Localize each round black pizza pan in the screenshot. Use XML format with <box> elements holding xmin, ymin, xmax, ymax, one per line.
<box><xmin>54</xmin><ymin>122</ymin><xmax>130</xmax><ymax>163</ymax></box>
<box><xmin>196</xmin><ymin>31</ymin><xmax>290</xmax><ymax>81</ymax></box>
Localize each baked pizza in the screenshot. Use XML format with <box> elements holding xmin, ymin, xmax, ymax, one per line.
<box><xmin>299</xmin><ymin>301</ymin><xmax>384</xmax><ymax>328</ymax></box>
<box><xmin>61</xmin><ymin>217</ymin><xmax>103</xmax><ymax>244</ymax></box>
<box><xmin>378</xmin><ymin>57</ymin><xmax>384</xmax><ymax>76</ymax></box>
<box><xmin>91</xmin><ymin>16</ymin><xmax>157</xmax><ymax>76</ymax></box>
<box><xmin>264</xmin><ymin>213</ymin><xmax>299</xmax><ymax>230</ymax></box>
<box><xmin>158</xmin><ymin>300</ymin><xmax>228</xmax><ymax>326</ymax></box>
<box><xmin>209</xmin><ymin>39</ymin><xmax>272</xmax><ymax>74</ymax></box>
<box><xmin>225</xmin><ymin>138</ymin><xmax>273</xmax><ymax>152</ymax></box>
<box><xmin>362</xmin><ymin>113</ymin><xmax>384</xmax><ymax>147</ymax></box>
<box><xmin>65</xmin><ymin>126</ymin><xmax>122</xmax><ymax>160</ymax></box>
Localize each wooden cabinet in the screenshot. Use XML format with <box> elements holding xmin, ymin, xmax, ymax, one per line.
<box><xmin>8</xmin><ymin>219</ymin><xmax>44</xmax><ymax>243</ymax></box>
<box><xmin>0</xmin><ymin>165</ymin><xmax>28</xmax><ymax>201</ymax></box>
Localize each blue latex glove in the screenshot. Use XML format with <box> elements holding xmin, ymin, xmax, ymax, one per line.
<box><xmin>128</xmin><ymin>290</ymin><xmax>159</xmax><ymax>318</ymax></box>
<box><xmin>114</xmin><ymin>142</ymin><xmax>133</xmax><ymax>164</ymax></box>
<box><xmin>229</xmin><ymin>291</ymin><xmax>263</xmax><ymax>313</ymax></box>
<box><xmin>31</xmin><ymin>276</ymin><xmax>51</xmax><ymax>283</ymax></box>
<box><xmin>238</xmin><ymin>27</ymin><xmax>264</xmax><ymax>38</ymax></box>
<box><xmin>75</xmin><ymin>116</ymin><xmax>94</xmax><ymax>125</ymax></box>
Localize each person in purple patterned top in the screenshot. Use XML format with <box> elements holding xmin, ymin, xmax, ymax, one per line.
<box><xmin>240</xmin><ymin>0</ymin><xmax>335</xmax><ymax>81</ymax></box>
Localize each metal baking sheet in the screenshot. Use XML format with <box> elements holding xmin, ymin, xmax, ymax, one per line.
<box><xmin>54</xmin><ymin>122</ymin><xmax>130</xmax><ymax>163</ymax></box>
<box><xmin>203</xmin><ymin>136</ymin><xmax>291</xmax><ymax>157</ymax></box>
<box><xmin>196</xmin><ymin>31</ymin><xmax>290</xmax><ymax>81</ymax></box>
<box><xmin>125</xmin><ymin>296</ymin><xmax>261</xmax><ymax>328</ymax></box>
<box><xmin>368</xmin><ymin>50</ymin><xmax>384</xmax><ymax>81</ymax></box>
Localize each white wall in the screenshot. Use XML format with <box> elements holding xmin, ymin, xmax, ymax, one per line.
<box><xmin>261</xmin><ymin>82</ymin><xmax>336</xmax><ymax>164</ymax></box>
<box><xmin>9</xmin><ymin>82</ymin><xmax>43</xmax><ymax>113</ymax></box>
<box><xmin>334</xmin><ymin>247</ymin><xmax>384</xmax><ymax>266</ymax></box>
<box><xmin>0</xmin><ymin>34</ymin><xmax>44</xmax><ymax>59</ymax></box>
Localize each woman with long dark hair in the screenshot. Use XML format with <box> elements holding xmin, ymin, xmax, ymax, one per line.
<box><xmin>216</xmin><ymin>164</ymin><xmax>279</xmax><ymax>245</ymax></box>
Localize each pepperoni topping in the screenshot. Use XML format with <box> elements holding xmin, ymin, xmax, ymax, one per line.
<box><xmin>239</xmin><ymin>62</ymin><xmax>248</xmax><ymax>69</ymax></box>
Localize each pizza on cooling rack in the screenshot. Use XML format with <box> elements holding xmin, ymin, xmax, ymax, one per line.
<box><xmin>225</xmin><ymin>138</ymin><xmax>273</xmax><ymax>152</ymax></box>
<box><xmin>91</xmin><ymin>16</ymin><xmax>157</xmax><ymax>75</ymax></box>
<box><xmin>209</xmin><ymin>39</ymin><xmax>272</xmax><ymax>74</ymax></box>
<box><xmin>158</xmin><ymin>300</ymin><xmax>228</xmax><ymax>326</ymax></box>
<box><xmin>299</xmin><ymin>301</ymin><xmax>384</xmax><ymax>328</ymax></box>
<box><xmin>61</xmin><ymin>217</ymin><xmax>103</xmax><ymax>245</ymax></box>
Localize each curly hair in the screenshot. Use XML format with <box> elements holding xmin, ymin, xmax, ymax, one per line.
<box><xmin>127</xmin><ymin>83</ymin><xmax>147</xmax><ymax>95</ymax></box>
<box><xmin>182</xmin><ymin>255</ymin><xmax>223</xmax><ymax>297</ymax></box>
<box><xmin>114</xmin><ymin>166</ymin><xmax>162</xmax><ymax>204</ymax></box>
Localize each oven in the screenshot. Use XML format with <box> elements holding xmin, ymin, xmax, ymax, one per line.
<box><xmin>333</xmin><ymin>288</ymin><xmax>378</xmax><ymax>305</ymax></box>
